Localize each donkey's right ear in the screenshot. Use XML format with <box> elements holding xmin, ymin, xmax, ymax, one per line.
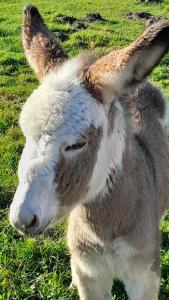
<box><xmin>22</xmin><ymin>5</ymin><xmax>68</xmax><ymax>81</ymax></box>
<box><xmin>84</xmin><ymin>19</ymin><xmax>169</xmax><ymax>102</ymax></box>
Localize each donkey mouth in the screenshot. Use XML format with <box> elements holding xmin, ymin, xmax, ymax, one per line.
<box><xmin>29</xmin><ymin>219</ymin><xmax>54</xmax><ymax>236</ymax></box>
<box><xmin>14</xmin><ymin>218</ymin><xmax>54</xmax><ymax>237</ymax></box>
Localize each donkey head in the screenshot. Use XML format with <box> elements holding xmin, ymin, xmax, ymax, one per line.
<box><xmin>9</xmin><ymin>5</ymin><xmax>169</xmax><ymax>235</ymax></box>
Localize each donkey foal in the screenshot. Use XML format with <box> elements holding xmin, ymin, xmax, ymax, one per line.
<box><xmin>10</xmin><ymin>5</ymin><xmax>169</xmax><ymax>300</ymax></box>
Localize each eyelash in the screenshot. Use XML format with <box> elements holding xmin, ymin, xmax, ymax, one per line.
<box><xmin>64</xmin><ymin>141</ymin><xmax>86</xmax><ymax>152</ymax></box>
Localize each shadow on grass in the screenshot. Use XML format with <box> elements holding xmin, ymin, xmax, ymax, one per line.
<box><xmin>0</xmin><ymin>184</ymin><xmax>14</xmax><ymax>209</ymax></box>
<box><xmin>52</xmin><ymin>28</ymin><xmax>77</xmax><ymax>34</ymax></box>
<box><xmin>112</xmin><ymin>279</ymin><xmax>128</xmax><ymax>299</ymax></box>
<box><xmin>0</xmin><ymin>18</ymin><xmax>6</xmax><ymax>23</ymax></box>
<box><xmin>1</xmin><ymin>58</ymin><xmax>26</xmax><ymax>74</ymax></box>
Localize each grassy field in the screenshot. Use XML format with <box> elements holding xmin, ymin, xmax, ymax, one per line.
<box><xmin>1</xmin><ymin>0</ymin><xmax>169</xmax><ymax>299</ymax></box>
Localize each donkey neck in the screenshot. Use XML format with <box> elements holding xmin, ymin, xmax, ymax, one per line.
<box><xmin>78</xmin><ymin>140</ymin><xmax>137</xmax><ymax>242</ymax></box>
<box><xmin>72</xmin><ymin>100</ymin><xmax>137</xmax><ymax>241</ymax></box>
<box><xmin>84</xmin><ymin>100</ymin><xmax>128</xmax><ymax>202</ymax></box>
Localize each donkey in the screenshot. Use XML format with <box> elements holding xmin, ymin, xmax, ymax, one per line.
<box><xmin>9</xmin><ymin>5</ymin><xmax>169</xmax><ymax>300</ymax></box>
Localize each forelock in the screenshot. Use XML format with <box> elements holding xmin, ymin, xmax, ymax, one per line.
<box><xmin>20</xmin><ymin>55</ymin><xmax>104</xmax><ymax>140</ymax></box>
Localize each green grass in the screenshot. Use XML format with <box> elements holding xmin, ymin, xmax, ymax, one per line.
<box><xmin>0</xmin><ymin>0</ymin><xmax>169</xmax><ymax>299</ymax></box>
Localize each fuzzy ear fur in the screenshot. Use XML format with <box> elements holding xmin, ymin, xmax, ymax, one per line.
<box><xmin>84</xmin><ymin>19</ymin><xmax>169</xmax><ymax>101</ymax></box>
<box><xmin>22</xmin><ymin>5</ymin><xmax>68</xmax><ymax>81</ymax></box>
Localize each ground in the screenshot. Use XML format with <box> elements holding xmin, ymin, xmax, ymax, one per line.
<box><xmin>0</xmin><ymin>0</ymin><xmax>169</xmax><ymax>299</ymax></box>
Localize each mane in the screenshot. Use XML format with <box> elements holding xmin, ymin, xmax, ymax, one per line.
<box><xmin>43</xmin><ymin>51</ymin><xmax>97</xmax><ymax>92</ymax></box>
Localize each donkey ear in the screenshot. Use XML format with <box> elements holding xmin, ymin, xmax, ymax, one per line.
<box><xmin>22</xmin><ymin>5</ymin><xmax>68</xmax><ymax>81</ymax></box>
<box><xmin>85</xmin><ymin>19</ymin><xmax>169</xmax><ymax>101</ymax></box>
<box><xmin>119</xmin><ymin>19</ymin><xmax>169</xmax><ymax>87</ymax></box>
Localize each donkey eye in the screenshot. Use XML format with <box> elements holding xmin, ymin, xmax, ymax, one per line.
<box><xmin>64</xmin><ymin>142</ymin><xmax>86</xmax><ymax>152</ymax></box>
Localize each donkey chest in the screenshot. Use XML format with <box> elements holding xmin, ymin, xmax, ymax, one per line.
<box><xmin>68</xmin><ymin>226</ymin><xmax>137</xmax><ymax>280</ymax></box>
<box><xmin>68</xmin><ymin>204</ymin><xmax>136</xmax><ymax>256</ymax></box>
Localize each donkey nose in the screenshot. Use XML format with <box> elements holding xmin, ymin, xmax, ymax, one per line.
<box><xmin>10</xmin><ymin>207</ymin><xmax>40</xmax><ymax>234</ymax></box>
<box><xmin>25</xmin><ymin>214</ymin><xmax>39</xmax><ymax>229</ymax></box>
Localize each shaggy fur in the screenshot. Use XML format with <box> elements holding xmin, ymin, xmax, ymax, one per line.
<box><xmin>22</xmin><ymin>5</ymin><xmax>68</xmax><ymax>80</ymax></box>
<box><xmin>10</xmin><ymin>5</ymin><xmax>169</xmax><ymax>300</ymax></box>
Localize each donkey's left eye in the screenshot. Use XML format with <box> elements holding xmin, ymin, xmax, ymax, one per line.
<box><xmin>65</xmin><ymin>142</ymin><xmax>86</xmax><ymax>152</ymax></box>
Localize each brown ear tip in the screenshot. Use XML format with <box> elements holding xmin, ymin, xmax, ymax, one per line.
<box><xmin>149</xmin><ymin>18</ymin><xmax>169</xmax><ymax>30</ymax></box>
<box><xmin>159</xmin><ymin>18</ymin><xmax>169</xmax><ymax>28</ymax></box>
<box><xmin>23</xmin><ymin>4</ymin><xmax>41</xmax><ymax>18</ymax></box>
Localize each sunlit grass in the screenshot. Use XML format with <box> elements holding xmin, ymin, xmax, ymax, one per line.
<box><xmin>0</xmin><ymin>0</ymin><xmax>169</xmax><ymax>299</ymax></box>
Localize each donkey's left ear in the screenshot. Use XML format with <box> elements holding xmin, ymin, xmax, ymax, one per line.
<box><xmin>85</xmin><ymin>19</ymin><xmax>169</xmax><ymax>101</ymax></box>
<box><xmin>22</xmin><ymin>5</ymin><xmax>68</xmax><ymax>81</ymax></box>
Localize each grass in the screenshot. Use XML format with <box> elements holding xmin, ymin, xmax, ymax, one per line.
<box><xmin>0</xmin><ymin>0</ymin><xmax>169</xmax><ymax>299</ymax></box>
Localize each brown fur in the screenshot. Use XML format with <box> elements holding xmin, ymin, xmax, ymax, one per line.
<box><xmin>84</xmin><ymin>19</ymin><xmax>169</xmax><ymax>102</ymax></box>
<box><xmin>13</xmin><ymin>6</ymin><xmax>169</xmax><ymax>299</ymax></box>
<box><xmin>22</xmin><ymin>5</ymin><xmax>68</xmax><ymax>81</ymax></box>
<box><xmin>67</xmin><ymin>83</ymin><xmax>169</xmax><ymax>299</ymax></box>
<box><xmin>68</xmin><ymin>90</ymin><xmax>169</xmax><ymax>251</ymax></box>
<box><xmin>56</xmin><ymin>126</ymin><xmax>102</xmax><ymax>207</ymax></box>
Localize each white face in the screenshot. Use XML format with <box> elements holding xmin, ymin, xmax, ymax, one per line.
<box><xmin>10</xmin><ymin>4</ymin><xmax>168</xmax><ymax>236</ymax></box>
<box><xmin>9</xmin><ymin>65</ymin><xmax>109</xmax><ymax>235</ymax></box>
<box><xmin>9</xmin><ymin>59</ymin><xmax>126</xmax><ymax>236</ymax></box>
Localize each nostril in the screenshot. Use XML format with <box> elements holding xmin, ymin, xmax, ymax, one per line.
<box><xmin>26</xmin><ymin>214</ymin><xmax>39</xmax><ymax>229</ymax></box>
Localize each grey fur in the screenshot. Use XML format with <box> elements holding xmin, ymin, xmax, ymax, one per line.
<box><xmin>68</xmin><ymin>81</ymin><xmax>169</xmax><ymax>299</ymax></box>
<box><xmin>10</xmin><ymin>6</ymin><xmax>169</xmax><ymax>300</ymax></box>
